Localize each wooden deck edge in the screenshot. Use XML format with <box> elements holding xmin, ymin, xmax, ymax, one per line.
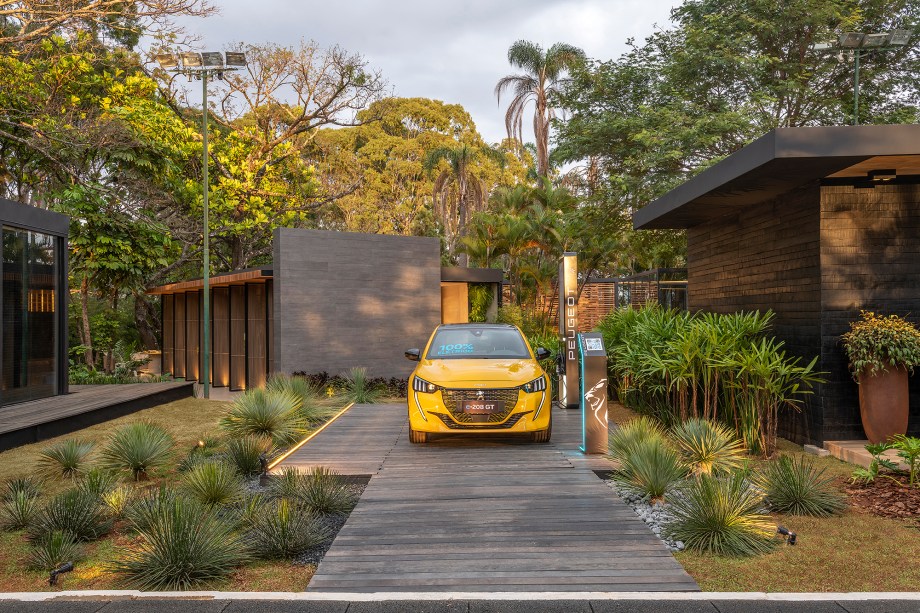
<box><xmin>268</xmin><ymin>402</ymin><xmax>356</xmax><ymax>471</ymax></box>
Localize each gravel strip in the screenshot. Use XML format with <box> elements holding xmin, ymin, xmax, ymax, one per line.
<box><xmin>604</xmin><ymin>478</ymin><xmax>685</xmax><ymax>552</ymax></box>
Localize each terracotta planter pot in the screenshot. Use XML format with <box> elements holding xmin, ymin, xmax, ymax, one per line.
<box><xmin>858</xmin><ymin>365</ymin><xmax>909</xmax><ymax>444</ymax></box>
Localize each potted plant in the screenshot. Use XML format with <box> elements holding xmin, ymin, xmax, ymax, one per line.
<box><xmin>841</xmin><ymin>311</ymin><xmax>920</xmax><ymax>443</ymax></box>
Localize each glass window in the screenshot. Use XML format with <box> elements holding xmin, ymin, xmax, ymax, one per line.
<box><xmin>2</xmin><ymin>226</ymin><xmax>58</xmax><ymax>405</ymax></box>
<box><xmin>426</xmin><ymin>326</ymin><xmax>530</xmax><ymax>360</ymax></box>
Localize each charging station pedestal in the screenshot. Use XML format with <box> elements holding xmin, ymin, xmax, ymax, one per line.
<box><xmin>578</xmin><ymin>332</ymin><xmax>608</xmax><ymax>454</ymax></box>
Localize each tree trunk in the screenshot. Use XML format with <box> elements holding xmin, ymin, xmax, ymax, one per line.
<box><xmin>230</xmin><ymin>236</ymin><xmax>244</xmax><ymax>271</ymax></box>
<box><xmin>80</xmin><ymin>277</ymin><xmax>94</xmax><ymax>369</ymax></box>
<box><xmin>134</xmin><ymin>294</ymin><xmax>160</xmax><ymax>350</ymax></box>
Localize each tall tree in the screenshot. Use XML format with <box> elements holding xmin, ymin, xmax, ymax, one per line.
<box><xmin>495</xmin><ymin>40</ymin><xmax>585</xmax><ymax>177</ymax></box>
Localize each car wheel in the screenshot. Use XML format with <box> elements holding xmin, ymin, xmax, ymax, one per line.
<box><xmin>409</xmin><ymin>428</ymin><xmax>428</xmax><ymax>444</ymax></box>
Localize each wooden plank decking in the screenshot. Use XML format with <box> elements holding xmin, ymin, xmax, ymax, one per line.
<box><xmin>0</xmin><ymin>381</ymin><xmax>194</xmax><ymax>451</ymax></box>
<box><xmin>278</xmin><ymin>402</ymin><xmax>699</xmax><ymax>593</ymax></box>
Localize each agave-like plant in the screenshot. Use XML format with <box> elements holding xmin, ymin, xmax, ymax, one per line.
<box><xmin>28</xmin><ymin>488</ymin><xmax>113</xmax><ymax>542</ymax></box>
<box><xmin>109</xmin><ymin>494</ymin><xmax>248</xmax><ymax>590</ymax></box>
<box><xmin>102</xmin><ymin>486</ymin><xmax>133</xmax><ymax>520</ymax></box>
<box><xmin>27</xmin><ymin>530</ymin><xmax>84</xmax><ymax>571</ymax></box>
<box><xmin>670</xmin><ymin>418</ymin><xmax>747</xmax><ymax>476</ymax></box>
<box><xmin>265</xmin><ymin>466</ymin><xmax>307</xmax><ymax>501</ymax></box>
<box><xmin>37</xmin><ymin>439</ymin><xmax>94</xmax><ymax>480</ymax></box>
<box><xmin>340</xmin><ymin>367</ymin><xmax>384</xmax><ymax>405</ymax></box>
<box><xmin>614</xmin><ymin>438</ymin><xmax>686</xmax><ymax>501</ymax></box>
<box><xmin>77</xmin><ymin>468</ymin><xmax>120</xmax><ymax>498</ymax></box>
<box><xmin>220</xmin><ymin>389</ymin><xmax>308</xmax><ymax>446</ymax></box>
<box><xmin>2</xmin><ymin>477</ymin><xmax>43</xmax><ymax>502</ymax></box>
<box><xmin>665</xmin><ymin>473</ymin><xmax>776</xmax><ymax>556</ymax></box>
<box><xmin>247</xmin><ymin>498</ymin><xmax>330</xmax><ymax>559</ymax></box>
<box><xmin>608</xmin><ymin>416</ymin><xmax>667</xmax><ymax>464</ymax></box>
<box><xmin>758</xmin><ymin>455</ymin><xmax>846</xmax><ymax>517</ymax></box>
<box><xmin>266</xmin><ymin>374</ymin><xmax>324</xmax><ymax>423</ymax></box>
<box><xmin>100</xmin><ymin>422</ymin><xmax>175</xmax><ymax>480</ymax></box>
<box><xmin>224</xmin><ymin>435</ymin><xmax>273</xmax><ymax>477</ymax></box>
<box><xmin>300</xmin><ymin>467</ymin><xmax>357</xmax><ymax>515</ymax></box>
<box><xmin>182</xmin><ymin>461</ymin><xmax>244</xmax><ymax>508</ymax></box>
<box><xmin>125</xmin><ymin>487</ymin><xmax>180</xmax><ymax>535</ymax></box>
<box><xmin>0</xmin><ymin>489</ymin><xmax>40</xmax><ymax>531</ymax></box>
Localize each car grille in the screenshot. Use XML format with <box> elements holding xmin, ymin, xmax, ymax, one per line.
<box><xmin>439</xmin><ymin>387</ymin><xmax>521</xmax><ymax>424</ymax></box>
<box><xmin>431</xmin><ymin>412</ymin><xmax>529</xmax><ymax>430</ymax></box>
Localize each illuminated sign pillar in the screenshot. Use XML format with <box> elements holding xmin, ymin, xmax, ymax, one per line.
<box><xmin>558</xmin><ymin>252</ymin><xmax>579</xmax><ymax>409</ymax></box>
<box><xmin>578</xmin><ymin>332</ymin><xmax>609</xmax><ymax>454</ymax></box>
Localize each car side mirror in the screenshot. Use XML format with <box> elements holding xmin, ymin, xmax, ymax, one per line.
<box><xmin>535</xmin><ymin>347</ymin><xmax>552</xmax><ymax>361</ymax></box>
<box><xmin>405</xmin><ymin>348</ymin><xmax>420</xmax><ymax>362</ymax></box>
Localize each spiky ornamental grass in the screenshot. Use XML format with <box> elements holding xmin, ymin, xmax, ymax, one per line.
<box><xmin>670</xmin><ymin>418</ymin><xmax>747</xmax><ymax>476</ymax></box>
<box><xmin>265</xmin><ymin>466</ymin><xmax>307</xmax><ymax>501</ymax></box>
<box><xmin>100</xmin><ymin>421</ymin><xmax>175</xmax><ymax>481</ymax></box>
<box><xmin>340</xmin><ymin>367</ymin><xmax>384</xmax><ymax>405</ymax></box>
<box><xmin>665</xmin><ymin>473</ymin><xmax>776</xmax><ymax>557</ymax></box>
<box><xmin>758</xmin><ymin>455</ymin><xmax>846</xmax><ymax>517</ymax></box>
<box><xmin>608</xmin><ymin>416</ymin><xmax>667</xmax><ymax>464</ymax></box>
<box><xmin>125</xmin><ymin>487</ymin><xmax>180</xmax><ymax>535</ymax></box>
<box><xmin>220</xmin><ymin>389</ymin><xmax>308</xmax><ymax>446</ymax></box>
<box><xmin>102</xmin><ymin>486</ymin><xmax>132</xmax><ymax>520</ymax></box>
<box><xmin>77</xmin><ymin>468</ymin><xmax>120</xmax><ymax>498</ymax></box>
<box><xmin>247</xmin><ymin>498</ymin><xmax>330</xmax><ymax>559</ymax></box>
<box><xmin>225</xmin><ymin>435</ymin><xmax>273</xmax><ymax>477</ymax></box>
<box><xmin>1</xmin><ymin>489</ymin><xmax>40</xmax><ymax>531</ymax></box>
<box><xmin>614</xmin><ymin>438</ymin><xmax>686</xmax><ymax>501</ymax></box>
<box><xmin>37</xmin><ymin>439</ymin><xmax>94</xmax><ymax>480</ymax></box>
<box><xmin>109</xmin><ymin>495</ymin><xmax>248</xmax><ymax>591</ymax></box>
<box><xmin>300</xmin><ymin>467</ymin><xmax>357</xmax><ymax>515</ymax></box>
<box><xmin>27</xmin><ymin>530</ymin><xmax>83</xmax><ymax>571</ymax></box>
<box><xmin>182</xmin><ymin>461</ymin><xmax>244</xmax><ymax>508</ymax></box>
<box><xmin>28</xmin><ymin>488</ymin><xmax>113</xmax><ymax>542</ymax></box>
<box><xmin>3</xmin><ymin>477</ymin><xmax>43</xmax><ymax>502</ymax></box>
<box><xmin>266</xmin><ymin>374</ymin><xmax>325</xmax><ymax>423</ymax></box>
<box><xmin>178</xmin><ymin>437</ymin><xmax>223</xmax><ymax>473</ymax></box>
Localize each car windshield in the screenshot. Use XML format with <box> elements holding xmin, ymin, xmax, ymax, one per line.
<box><xmin>426</xmin><ymin>327</ymin><xmax>531</xmax><ymax>360</ymax></box>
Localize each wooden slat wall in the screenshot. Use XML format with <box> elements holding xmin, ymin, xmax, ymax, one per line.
<box><xmin>186</xmin><ymin>290</ymin><xmax>200</xmax><ymax>382</ymax></box>
<box><xmin>212</xmin><ymin>287</ymin><xmax>230</xmax><ymax>387</ymax></box>
<box><xmin>247</xmin><ymin>283</ymin><xmax>267</xmax><ymax>389</ymax></box>
<box><xmin>266</xmin><ymin>280</ymin><xmax>274</xmax><ymax>376</ymax></box>
<box><xmin>162</xmin><ymin>295</ymin><xmax>174</xmax><ymax>376</ymax></box>
<box><xmin>229</xmin><ymin>285</ymin><xmax>246</xmax><ymax>391</ymax></box>
<box><xmin>174</xmin><ymin>293</ymin><xmax>186</xmax><ymax>379</ymax></box>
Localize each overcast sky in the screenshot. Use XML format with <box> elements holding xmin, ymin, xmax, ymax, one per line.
<box><xmin>173</xmin><ymin>0</ymin><xmax>679</xmax><ymax>144</ymax></box>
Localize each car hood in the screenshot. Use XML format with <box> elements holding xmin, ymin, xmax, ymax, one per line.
<box><xmin>416</xmin><ymin>358</ymin><xmax>544</xmax><ymax>387</ymax></box>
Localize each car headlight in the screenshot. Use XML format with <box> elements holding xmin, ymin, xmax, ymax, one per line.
<box><xmin>412</xmin><ymin>376</ymin><xmax>438</xmax><ymax>393</ymax></box>
<box><xmin>522</xmin><ymin>376</ymin><xmax>547</xmax><ymax>393</ymax></box>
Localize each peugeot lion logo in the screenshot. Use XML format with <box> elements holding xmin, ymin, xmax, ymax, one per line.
<box><xmin>476</xmin><ymin>390</ymin><xmax>484</xmax><ymax>400</ymax></box>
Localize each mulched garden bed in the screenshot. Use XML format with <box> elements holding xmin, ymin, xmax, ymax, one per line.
<box><xmin>840</xmin><ymin>475</ymin><xmax>920</xmax><ymax>519</ymax></box>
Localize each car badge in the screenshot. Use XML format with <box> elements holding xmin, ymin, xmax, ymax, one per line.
<box><xmin>476</xmin><ymin>390</ymin><xmax>484</xmax><ymax>400</ymax></box>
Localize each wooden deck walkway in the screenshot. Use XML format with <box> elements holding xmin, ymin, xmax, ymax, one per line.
<box><xmin>277</xmin><ymin>403</ymin><xmax>699</xmax><ymax>593</ymax></box>
<box><xmin>0</xmin><ymin>381</ymin><xmax>194</xmax><ymax>451</ymax></box>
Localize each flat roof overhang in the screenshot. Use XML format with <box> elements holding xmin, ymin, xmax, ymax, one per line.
<box><xmin>440</xmin><ymin>266</ymin><xmax>504</xmax><ymax>284</ymax></box>
<box><xmin>146</xmin><ymin>267</ymin><xmax>273</xmax><ymax>295</ymax></box>
<box><xmin>633</xmin><ymin>124</ymin><xmax>920</xmax><ymax>230</ymax></box>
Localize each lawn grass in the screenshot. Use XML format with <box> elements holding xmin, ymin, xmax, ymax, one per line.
<box><xmin>610</xmin><ymin>400</ymin><xmax>920</xmax><ymax>592</ymax></box>
<box><xmin>0</xmin><ymin>393</ymin><xmax>343</xmax><ymax>592</ymax></box>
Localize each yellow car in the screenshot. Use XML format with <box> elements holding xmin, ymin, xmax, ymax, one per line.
<box><xmin>404</xmin><ymin>323</ymin><xmax>553</xmax><ymax>444</ymax></box>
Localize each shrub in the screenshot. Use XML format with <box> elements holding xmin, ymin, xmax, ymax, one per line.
<box><xmin>37</xmin><ymin>439</ymin><xmax>94</xmax><ymax>480</ymax></box>
<box><xmin>665</xmin><ymin>473</ymin><xmax>776</xmax><ymax>556</ymax></box>
<box><xmin>341</xmin><ymin>367</ymin><xmax>384</xmax><ymax>404</ymax></box>
<box><xmin>27</xmin><ymin>530</ymin><xmax>83</xmax><ymax>571</ymax></box>
<box><xmin>1</xmin><ymin>490</ymin><xmax>40</xmax><ymax>531</ymax></box>
<box><xmin>300</xmin><ymin>467</ymin><xmax>356</xmax><ymax>515</ymax></box>
<box><xmin>891</xmin><ymin>434</ymin><xmax>920</xmax><ymax>486</ymax></box>
<box><xmin>29</xmin><ymin>489</ymin><xmax>113</xmax><ymax>542</ymax></box>
<box><xmin>178</xmin><ymin>437</ymin><xmax>223</xmax><ymax>473</ymax></box>
<box><xmin>220</xmin><ymin>389</ymin><xmax>308</xmax><ymax>446</ymax></box>
<box><xmin>234</xmin><ymin>493</ymin><xmax>267</xmax><ymax>530</ymax></box>
<box><xmin>265</xmin><ymin>466</ymin><xmax>306</xmax><ymax>501</ymax></box>
<box><xmin>109</xmin><ymin>495</ymin><xmax>248</xmax><ymax>590</ymax></box>
<box><xmin>758</xmin><ymin>455</ymin><xmax>846</xmax><ymax>517</ymax></box>
<box><xmin>2</xmin><ymin>477</ymin><xmax>42</xmax><ymax>502</ymax></box>
<box><xmin>102</xmin><ymin>486</ymin><xmax>132</xmax><ymax>519</ymax></box>
<box><xmin>614</xmin><ymin>438</ymin><xmax>685</xmax><ymax>501</ymax></box>
<box><xmin>182</xmin><ymin>461</ymin><xmax>244</xmax><ymax>508</ymax></box>
<box><xmin>840</xmin><ymin>310</ymin><xmax>920</xmax><ymax>377</ymax></box>
<box><xmin>77</xmin><ymin>468</ymin><xmax>120</xmax><ymax>498</ymax></box>
<box><xmin>609</xmin><ymin>416</ymin><xmax>667</xmax><ymax>464</ymax></box>
<box><xmin>125</xmin><ymin>487</ymin><xmax>179</xmax><ymax>535</ymax></box>
<box><xmin>100</xmin><ymin>421</ymin><xmax>175</xmax><ymax>480</ymax></box>
<box><xmin>248</xmin><ymin>498</ymin><xmax>330</xmax><ymax>559</ymax></box>
<box><xmin>266</xmin><ymin>374</ymin><xmax>324</xmax><ymax>423</ymax></box>
<box><xmin>225</xmin><ymin>435</ymin><xmax>273</xmax><ymax>477</ymax></box>
<box><xmin>670</xmin><ymin>419</ymin><xmax>746</xmax><ymax>476</ymax></box>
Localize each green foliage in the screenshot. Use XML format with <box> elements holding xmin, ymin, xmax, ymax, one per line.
<box><xmin>225</xmin><ymin>436</ymin><xmax>273</xmax><ymax>477</ymax></box>
<box><xmin>758</xmin><ymin>455</ymin><xmax>846</xmax><ymax>517</ymax></box>
<box><xmin>182</xmin><ymin>461</ymin><xmax>244</xmax><ymax>508</ymax></box>
<box><xmin>220</xmin><ymin>389</ymin><xmax>309</xmax><ymax>446</ymax></box>
<box><xmin>100</xmin><ymin>421</ymin><xmax>175</xmax><ymax>480</ymax></box>
<box><xmin>613</xmin><ymin>437</ymin><xmax>686</xmax><ymax>501</ymax></box>
<box><xmin>125</xmin><ymin>487</ymin><xmax>180</xmax><ymax>535</ymax></box>
<box><xmin>341</xmin><ymin>367</ymin><xmax>384</xmax><ymax>405</ymax></box>
<box><xmin>608</xmin><ymin>416</ymin><xmax>667</xmax><ymax>463</ymax></box>
<box><xmin>177</xmin><ymin>437</ymin><xmax>223</xmax><ymax>473</ymax></box>
<box><xmin>102</xmin><ymin>486</ymin><xmax>132</xmax><ymax>520</ymax></box>
<box><xmin>496</xmin><ymin>304</ymin><xmax>527</xmax><ymax>330</ymax></box>
<box><xmin>77</xmin><ymin>468</ymin><xmax>120</xmax><ymax>498</ymax></box>
<box><xmin>468</xmin><ymin>284</ymin><xmax>494</xmax><ymax>322</ymax></box>
<box><xmin>29</xmin><ymin>489</ymin><xmax>113</xmax><ymax>542</ymax></box>
<box><xmin>27</xmin><ymin>530</ymin><xmax>84</xmax><ymax>572</ymax></box>
<box><xmin>111</xmin><ymin>494</ymin><xmax>248</xmax><ymax>590</ymax></box>
<box><xmin>850</xmin><ymin>442</ymin><xmax>899</xmax><ymax>484</ymax></box>
<box><xmin>298</xmin><ymin>467</ymin><xmax>357</xmax><ymax>515</ymax></box>
<box><xmin>266</xmin><ymin>467</ymin><xmax>308</xmax><ymax>501</ymax></box>
<box><xmin>891</xmin><ymin>435</ymin><xmax>920</xmax><ymax>486</ymax></box>
<box><xmin>841</xmin><ymin>311</ymin><xmax>920</xmax><ymax>378</ymax></box>
<box><xmin>2</xmin><ymin>477</ymin><xmax>43</xmax><ymax>502</ymax></box>
<box><xmin>1</xmin><ymin>490</ymin><xmax>40</xmax><ymax>531</ymax></box>
<box><xmin>265</xmin><ymin>374</ymin><xmax>324</xmax><ymax>423</ymax></box>
<box><xmin>670</xmin><ymin>419</ymin><xmax>746</xmax><ymax>477</ymax></box>
<box><xmin>665</xmin><ymin>473</ymin><xmax>776</xmax><ymax>557</ymax></box>
<box><xmin>247</xmin><ymin>498</ymin><xmax>330</xmax><ymax>559</ymax></box>
<box><xmin>37</xmin><ymin>439</ymin><xmax>94</xmax><ymax>480</ymax></box>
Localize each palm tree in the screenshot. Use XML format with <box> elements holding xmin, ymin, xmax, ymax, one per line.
<box><xmin>495</xmin><ymin>40</ymin><xmax>585</xmax><ymax>178</ymax></box>
<box><xmin>423</xmin><ymin>144</ymin><xmax>504</xmax><ymax>265</ymax></box>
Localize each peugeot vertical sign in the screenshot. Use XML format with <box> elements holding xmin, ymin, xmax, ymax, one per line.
<box><xmin>558</xmin><ymin>252</ymin><xmax>579</xmax><ymax>409</ymax></box>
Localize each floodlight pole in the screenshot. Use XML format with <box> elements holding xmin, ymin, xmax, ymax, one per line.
<box><xmin>853</xmin><ymin>49</ymin><xmax>863</xmax><ymax>125</ymax></box>
<box><xmin>201</xmin><ymin>70</ymin><xmax>210</xmax><ymax>399</ymax></box>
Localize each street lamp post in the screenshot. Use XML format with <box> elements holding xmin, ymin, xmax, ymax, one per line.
<box><xmin>155</xmin><ymin>50</ymin><xmax>247</xmax><ymax>399</ymax></box>
<box><xmin>812</xmin><ymin>30</ymin><xmax>910</xmax><ymax>125</ymax></box>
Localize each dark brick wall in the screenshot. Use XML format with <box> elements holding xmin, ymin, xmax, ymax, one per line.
<box><xmin>687</xmin><ymin>185</ymin><xmax>823</xmax><ymax>444</ymax></box>
<box><xmin>820</xmin><ymin>184</ymin><xmax>920</xmax><ymax>441</ymax></box>
<box><xmin>272</xmin><ymin>229</ymin><xmax>442</xmax><ymax>379</ymax></box>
